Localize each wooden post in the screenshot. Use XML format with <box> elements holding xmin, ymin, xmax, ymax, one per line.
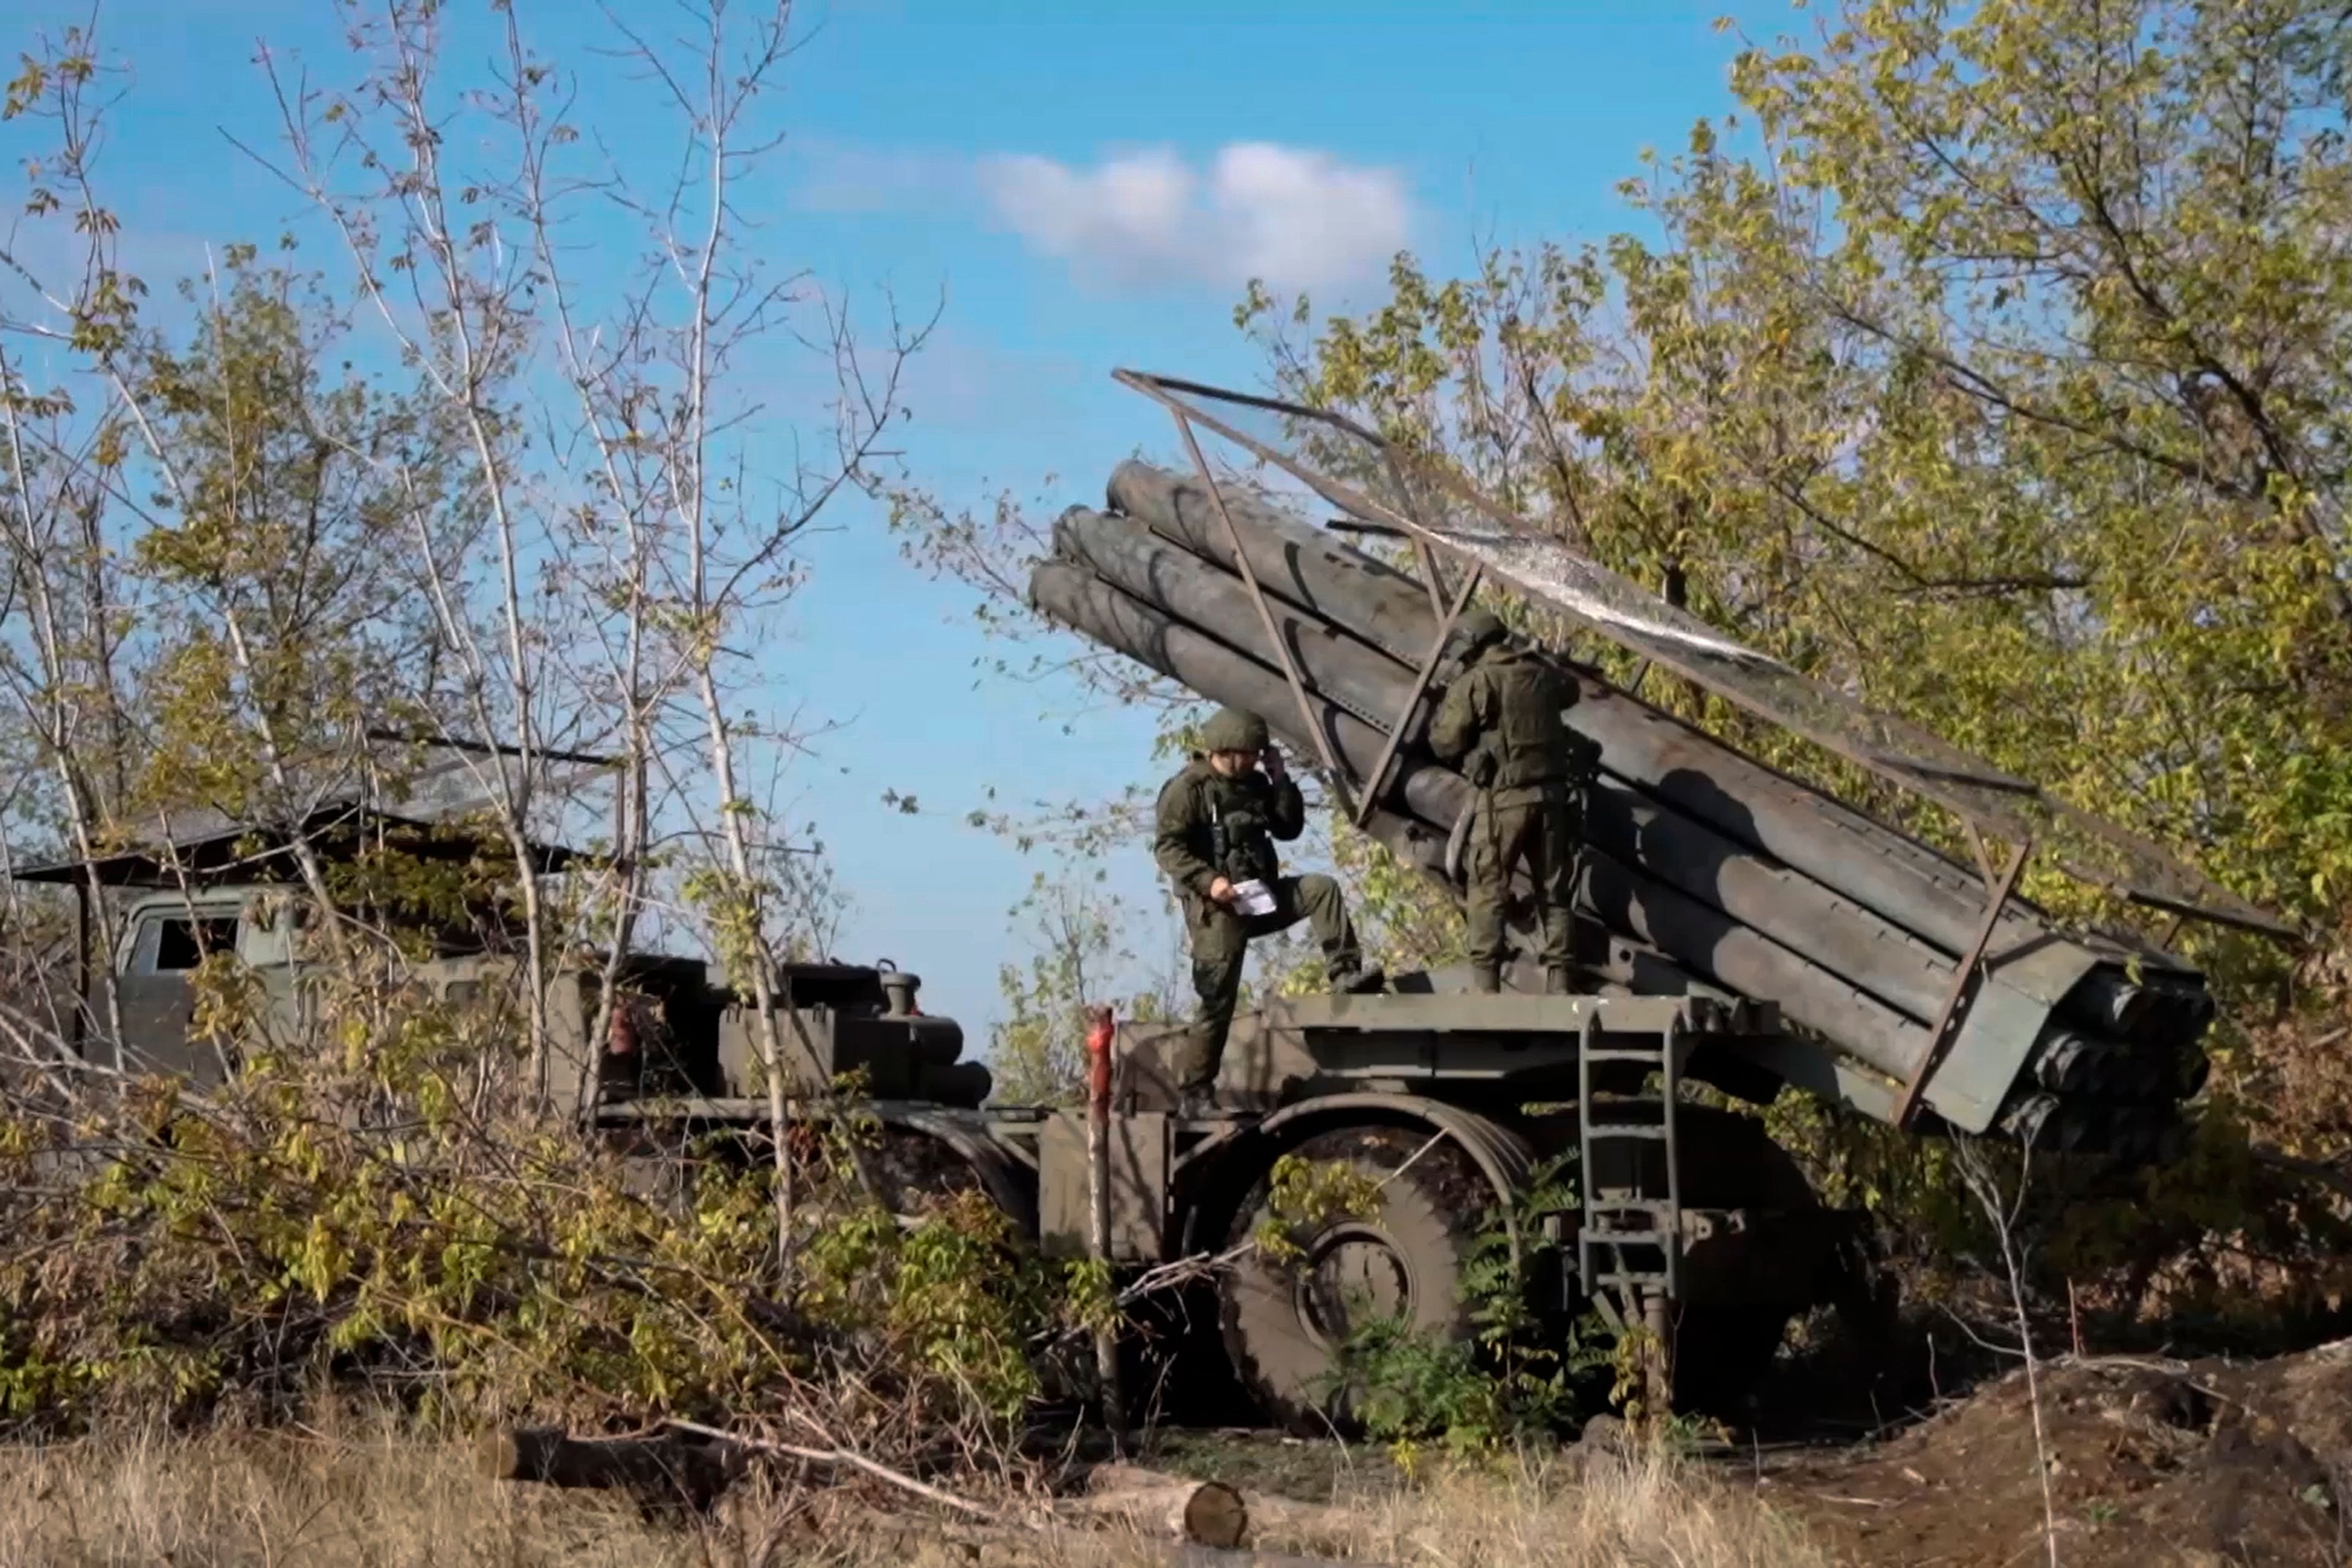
<box><xmin>1642</xmin><ymin>1286</ymin><xmax>1672</xmax><ymax>1426</ymax></box>
<box><xmin>1085</xmin><ymin>1005</ymin><xmax>1124</xmax><ymax>1451</ymax></box>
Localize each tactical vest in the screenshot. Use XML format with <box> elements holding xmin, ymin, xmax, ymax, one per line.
<box><xmin>1474</xmin><ymin>648</ymin><xmax>1575</xmax><ymax>791</ymax></box>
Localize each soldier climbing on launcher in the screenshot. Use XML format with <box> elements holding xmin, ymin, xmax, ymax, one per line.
<box><xmin>1156</xmin><ymin>707</ymin><xmax>1385</xmax><ymax>1112</ymax></box>
<box><xmin>1430</xmin><ymin>607</ymin><xmax>1593</xmax><ymax>995</ymax></box>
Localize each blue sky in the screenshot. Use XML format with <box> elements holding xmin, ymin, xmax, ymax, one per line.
<box><xmin>14</xmin><ymin>0</ymin><xmax>1791</xmax><ymax>1052</ymax></box>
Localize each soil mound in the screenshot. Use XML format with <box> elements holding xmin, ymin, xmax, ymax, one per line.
<box><xmin>1769</xmin><ymin>1340</ymin><xmax>2352</xmax><ymax>1566</ymax></box>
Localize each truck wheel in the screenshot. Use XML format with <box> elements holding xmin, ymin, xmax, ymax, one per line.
<box><xmin>1218</xmin><ymin>1125</ymin><xmax>1496</xmax><ymax>1434</ymax></box>
<box><xmin>865</xmin><ymin>1117</ymin><xmax>1036</xmax><ymax>1235</ymax></box>
<box><xmin>1669</xmin><ymin>1303</ymin><xmax>1798</xmax><ymax>1416</ymax></box>
<box><xmin>868</xmin><ymin>1125</ymin><xmax>988</xmax><ymax>1213</ymax></box>
<box><xmin>1664</xmin><ymin>1105</ymin><xmax>1826</xmax><ymax>1415</ymax></box>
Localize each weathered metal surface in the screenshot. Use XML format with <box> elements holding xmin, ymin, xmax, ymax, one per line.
<box><xmin>1044</xmin><ymin>452</ymin><xmax>2225</xmax><ymax>1142</ymax></box>
<box><xmin>1030</xmin><ymin>560</ymin><xmax>1967</xmax><ymax>1104</ymax></box>
<box><xmin>1058</xmin><ymin>505</ymin><xmax>2032</xmax><ymax>1030</ymax></box>
<box><xmin>1170</xmin><ymin>415</ymin><xmax>1359</xmax><ymax>817</ymax></box>
<box><xmin>1041</xmin><ymin>1109</ymin><xmax>1169</xmax><ymax>1263</ymax></box>
<box><xmin>1898</xmin><ymin>837</ymin><xmax>2033</xmax><ymax>1131</ymax></box>
<box><xmin>1357</xmin><ymin>563</ymin><xmax>1481</xmax><ymax>828</ymax></box>
<box><xmin>1027</xmin><ymin>560</ymin><xmax>1464</xmax><ymax>824</ymax></box>
<box><xmin>879</xmin><ymin>1105</ymin><xmax>1038</xmax><ymax>1231</ymax></box>
<box><xmin>1271</xmin><ymin>991</ymin><xmax>1713</xmax><ymax>1038</ymax></box>
<box><xmin>1575</xmin><ymin>835</ymin><xmax>1939</xmax><ymax>1093</ymax></box>
<box><xmin>1108</xmin><ymin>459</ymin><xmax>1441</xmax><ymax>665</ymax></box>
<box><xmin>1101</xmin><ymin>464</ymin><xmax>2199</xmax><ymax>1022</ymax></box>
<box><xmin>1052</xmin><ymin>507</ymin><xmax>1419</xmax><ymax>734</ymax></box>
<box><xmin>1925</xmin><ymin>935</ymin><xmax>2109</xmax><ymax>1133</ymax></box>
<box><xmin>1238</xmin><ymin>1092</ymin><xmax>1537</xmax><ymax>1259</ymax></box>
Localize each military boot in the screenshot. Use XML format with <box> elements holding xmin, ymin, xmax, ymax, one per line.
<box><xmin>1330</xmin><ymin>962</ymin><xmax>1387</xmax><ymax>996</ymax></box>
<box><xmin>1544</xmin><ymin>965</ymin><xmax>1580</xmax><ymax>996</ymax></box>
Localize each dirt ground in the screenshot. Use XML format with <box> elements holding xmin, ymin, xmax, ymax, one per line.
<box><xmin>9</xmin><ymin>1345</ymin><xmax>2348</xmax><ymax>1565</ymax></box>
<box><xmin>1141</xmin><ymin>1340</ymin><xmax>2352</xmax><ymax>1566</ymax></box>
<box><xmin>1749</xmin><ymin>1340</ymin><xmax>2352</xmax><ymax>1566</ymax></box>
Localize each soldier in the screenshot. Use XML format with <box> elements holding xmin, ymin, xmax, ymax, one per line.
<box><xmin>1430</xmin><ymin>608</ymin><xmax>1589</xmax><ymax>994</ymax></box>
<box><xmin>1155</xmin><ymin>707</ymin><xmax>1385</xmax><ymax>1108</ymax></box>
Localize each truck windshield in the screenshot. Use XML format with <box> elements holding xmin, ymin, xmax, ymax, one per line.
<box><xmin>149</xmin><ymin>916</ymin><xmax>239</xmax><ymax>972</ymax></box>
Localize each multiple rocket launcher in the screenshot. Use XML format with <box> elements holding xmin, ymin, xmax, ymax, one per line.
<box><xmin>1029</xmin><ymin>462</ymin><xmax>2215</xmax><ymax>1156</ymax></box>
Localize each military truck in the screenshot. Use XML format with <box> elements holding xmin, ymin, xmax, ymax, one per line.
<box><xmin>21</xmin><ymin>805</ymin><xmax>1855</xmax><ymax>1427</ymax></box>
<box><xmin>13</xmin><ymin>372</ymin><xmax>2292</xmax><ymax>1430</ymax></box>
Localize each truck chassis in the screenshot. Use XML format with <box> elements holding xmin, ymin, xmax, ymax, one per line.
<box><xmin>594</xmin><ymin>982</ymin><xmax>1861</xmax><ymax>1428</ymax></box>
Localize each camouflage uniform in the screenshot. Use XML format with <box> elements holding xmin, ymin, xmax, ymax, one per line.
<box><xmin>1430</xmin><ymin>611</ymin><xmax>1589</xmax><ymax>993</ymax></box>
<box><xmin>1155</xmin><ymin>709</ymin><xmax>1372</xmax><ymax>1096</ymax></box>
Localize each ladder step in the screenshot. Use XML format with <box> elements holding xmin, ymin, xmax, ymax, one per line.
<box><xmin>1578</xmin><ymin>1040</ymin><xmax>1682</xmax><ymax>1299</ymax></box>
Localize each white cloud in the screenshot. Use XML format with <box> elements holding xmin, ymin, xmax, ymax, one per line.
<box><xmin>790</xmin><ymin>139</ymin><xmax>968</xmax><ymax>214</ymax></box>
<box><xmin>975</xmin><ymin>143</ymin><xmax>1411</xmax><ymax>293</ymax></box>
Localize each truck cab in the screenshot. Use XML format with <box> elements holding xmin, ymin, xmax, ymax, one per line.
<box><xmin>94</xmin><ymin>885</ymin><xmax>573</xmax><ymax>1097</ymax></box>
<box><xmin>106</xmin><ymin>888</ymin><xmax>309</xmax><ymax>1084</ymax></box>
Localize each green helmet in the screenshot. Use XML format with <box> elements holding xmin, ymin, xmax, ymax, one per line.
<box><xmin>1200</xmin><ymin>707</ymin><xmax>1270</xmax><ymax>754</ymax></box>
<box><xmin>1457</xmin><ymin>606</ymin><xmax>1508</xmax><ymax>649</ymax></box>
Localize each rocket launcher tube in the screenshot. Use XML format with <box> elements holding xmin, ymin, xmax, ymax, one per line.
<box><xmin>1056</xmin><ymin>505</ymin><xmax>2003</xmax><ymax>1030</ymax></box>
<box><xmin>1111</xmin><ymin>464</ymin><xmax>2054</xmax><ymax>951</ymax></box>
<box><xmin>1028</xmin><ymin>560</ymin><xmax>1953</xmax><ymax>1095</ymax></box>
<box><xmin>1103</xmin><ymin>462</ymin><xmax>2190</xmax><ymax>1035</ymax></box>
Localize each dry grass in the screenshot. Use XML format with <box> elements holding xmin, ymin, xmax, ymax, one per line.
<box><xmin>0</xmin><ymin>1422</ymin><xmax>1836</xmax><ymax>1567</ymax></box>
<box><xmin>0</xmin><ymin>1417</ymin><xmax>708</xmax><ymax>1568</ymax></box>
<box><xmin>1356</xmin><ymin>1449</ymin><xmax>1834</xmax><ymax>1567</ymax></box>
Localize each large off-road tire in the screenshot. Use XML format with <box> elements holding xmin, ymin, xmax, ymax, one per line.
<box><xmin>1662</xmin><ymin>1105</ymin><xmax>1828</xmax><ymax>1416</ymax></box>
<box><xmin>858</xmin><ymin>1117</ymin><xmax>1036</xmax><ymax>1237</ymax></box>
<box><xmin>1218</xmin><ymin>1125</ymin><xmax>1499</xmax><ymax>1434</ymax></box>
<box><xmin>865</xmin><ymin>1124</ymin><xmax>988</xmax><ymax>1212</ymax></box>
<box><xmin>1668</xmin><ymin>1303</ymin><xmax>1798</xmax><ymax>1415</ymax></box>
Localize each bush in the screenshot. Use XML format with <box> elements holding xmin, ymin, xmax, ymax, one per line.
<box><xmin>0</xmin><ymin>969</ymin><xmax>1097</xmax><ymax>1456</ymax></box>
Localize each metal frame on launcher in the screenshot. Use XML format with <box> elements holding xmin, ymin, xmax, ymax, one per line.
<box><xmin>1110</xmin><ymin>367</ymin><xmax>2293</xmax><ymax>1126</ymax></box>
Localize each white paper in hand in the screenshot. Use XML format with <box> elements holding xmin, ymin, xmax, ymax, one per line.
<box><xmin>1230</xmin><ymin>878</ymin><xmax>1278</xmax><ymax>918</ymax></box>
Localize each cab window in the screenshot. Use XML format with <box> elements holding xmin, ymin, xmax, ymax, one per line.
<box><xmin>135</xmin><ymin>914</ymin><xmax>240</xmax><ymax>975</ymax></box>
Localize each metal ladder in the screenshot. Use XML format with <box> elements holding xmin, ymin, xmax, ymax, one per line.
<box><xmin>1576</xmin><ymin>1014</ymin><xmax>1683</xmax><ymax>1328</ymax></box>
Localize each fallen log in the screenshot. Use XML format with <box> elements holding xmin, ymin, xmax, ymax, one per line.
<box><xmin>663</xmin><ymin>1415</ymin><xmax>1001</xmax><ymax>1522</ymax></box>
<box><xmin>479</xmin><ymin>1427</ymin><xmax>743</xmax><ymax>1510</ymax></box>
<box><xmin>488</xmin><ymin>1427</ymin><xmax>1378</xmax><ymax>1564</ymax></box>
<box><xmin>1236</xmin><ymin>1489</ymin><xmax>1376</xmax><ymax>1552</ymax></box>
<box><xmin>847</xmin><ymin>1501</ymin><xmax>1378</xmax><ymax>1568</ymax></box>
<box><xmin>1077</xmin><ymin>1461</ymin><xmax>1249</xmax><ymax>1549</ymax></box>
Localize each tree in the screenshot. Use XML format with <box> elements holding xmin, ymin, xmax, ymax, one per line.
<box><xmin>0</xmin><ymin>0</ymin><xmax>921</xmax><ymax>1149</ymax></box>
<box><xmin>987</xmin><ymin>865</ymin><xmax>1184</xmax><ymax>1107</ymax></box>
<box><xmin>127</xmin><ymin>258</ymin><xmax>469</xmax><ymax>848</ymax></box>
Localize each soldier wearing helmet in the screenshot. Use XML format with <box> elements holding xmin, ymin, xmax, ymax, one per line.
<box><xmin>1430</xmin><ymin>606</ymin><xmax>1590</xmax><ymax>994</ymax></box>
<box><xmin>1154</xmin><ymin>706</ymin><xmax>1384</xmax><ymax>1109</ymax></box>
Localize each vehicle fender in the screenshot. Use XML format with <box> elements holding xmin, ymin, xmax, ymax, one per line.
<box><xmin>1205</xmin><ymin>1093</ymin><xmax>1537</xmax><ymax>1261</ymax></box>
<box><xmin>875</xmin><ymin>1106</ymin><xmax>1037</xmax><ymax>1234</ymax></box>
